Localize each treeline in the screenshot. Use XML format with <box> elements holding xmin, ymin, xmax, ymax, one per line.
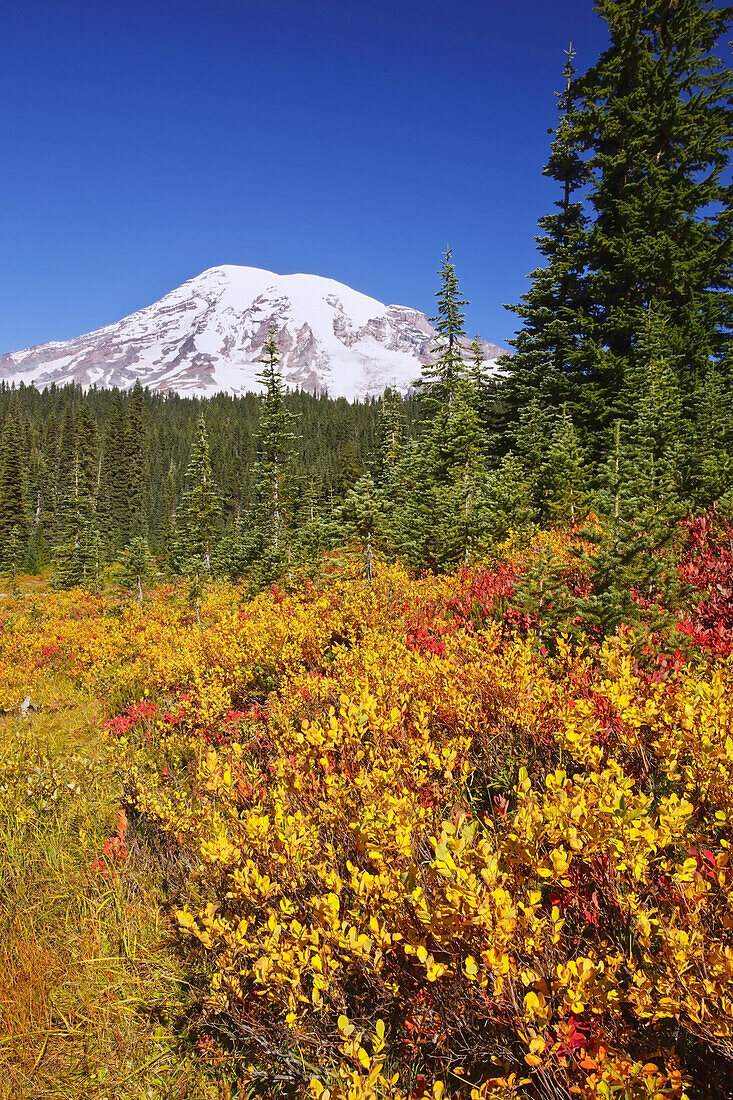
<box><xmin>0</xmin><ymin>379</ymin><xmax>423</xmax><ymax>582</ymax></box>
<box><xmin>0</xmin><ymin>0</ymin><xmax>731</xmax><ymax>631</ymax></box>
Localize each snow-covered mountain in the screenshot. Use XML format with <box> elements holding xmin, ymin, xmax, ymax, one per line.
<box><xmin>0</xmin><ymin>265</ymin><xmax>508</xmax><ymax>401</ymax></box>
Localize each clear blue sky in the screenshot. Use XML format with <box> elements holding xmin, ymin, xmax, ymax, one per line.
<box><xmin>1</xmin><ymin>0</ymin><xmax>612</xmax><ymax>354</ymax></box>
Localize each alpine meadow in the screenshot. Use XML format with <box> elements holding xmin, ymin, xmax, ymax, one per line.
<box><xmin>2</xmin><ymin>3</ymin><xmax>733</xmax><ymax>1099</ymax></box>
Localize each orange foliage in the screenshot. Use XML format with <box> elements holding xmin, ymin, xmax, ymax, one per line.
<box><xmin>1</xmin><ymin>548</ymin><xmax>732</xmax><ymax>1099</ymax></box>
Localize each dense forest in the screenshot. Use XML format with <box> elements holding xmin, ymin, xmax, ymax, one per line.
<box><xmin>0</xmin><ymin>379</ymin><xmax>422</xmax><ymax>579</ymax></box>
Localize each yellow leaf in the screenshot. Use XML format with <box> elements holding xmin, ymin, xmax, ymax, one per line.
<box><xmin>357</xmin><ymin>1047</ymin><xmax>371</xmax><ymax>1070</ymax></box>
<box><xmin>464</xmin><ymin>955</ymin><xmax>479</xmax><ymax>979</ymax></box>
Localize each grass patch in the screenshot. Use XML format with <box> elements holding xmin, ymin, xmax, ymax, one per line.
<box><xmin>0</xmin><ymin>700</ymin><xmax>227</xmax><ymax>1099</ymax></box>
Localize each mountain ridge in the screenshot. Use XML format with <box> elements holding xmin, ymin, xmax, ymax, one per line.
<box><xmin>0</xmin><ymin>265</ymin><xmax>508</xmax><ymax>401</ymax></box>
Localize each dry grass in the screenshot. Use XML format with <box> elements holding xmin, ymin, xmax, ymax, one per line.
<box><xmin>0</xmin><ymin>699</ymin><xmax>230</xmax><ymax>1099</ymax></box>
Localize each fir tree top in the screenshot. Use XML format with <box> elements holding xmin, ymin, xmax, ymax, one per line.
<box><xmin>501</xmin><ymin>44</ymin><xmax>591</xmax><ymax>423</ymax></box>
<box><xmin>418</xmin><ymin>247</ymin><xmax>469</xmax><ymax>409</ymax></box>
<box><xmin>256</xmin><ymin>328</ymin><xmax>298</xmax><ymax>458</ymax></box>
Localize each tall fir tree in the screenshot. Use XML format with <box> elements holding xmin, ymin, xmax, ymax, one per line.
<box><xmin>501</xmin><ymin>46</ymin><xmax>591</xmax><ymax>428</ymax></box>
<box><xmin>53</xmin><ymin>406</ymin><xmax>77</xmax><ymax>546</ymax></box>
<box><xmin>98</xmin><ymin>396</ymin><xmax>131</xmax><ymax>553</ymax></box>
<box><xmin>376</xmin><ymin>387</ymin><xmax>406</xmax><ymax>482</ymax></box>
<box><xmin>432</xmin><ymin>378</ymin><xmax>490</xmax><ymax>567</ymax></box>
<box><xmin>41</xmin><ymin>410</ymin><xmax>60</xmax><ymax>540</ymax></box>
<box><xmin>385</xmin><ymin>440</ymin><xmax>440</xmax><ymax>570</ymax></box>
<box><xmin>0</xmin><ymin>408</ymin><xmax>27</xmax><ymax>547</ymax></box>
<box><xmin>247</xmin><ymin>330</ymin><xmax>299</xmax><ymax>579</ymax></box>
<box><xmin>402</xmin><ymin>251</ymin><xmax>497</xmax><ymax>569</ymax></box>
<box><xmin>175</xmin><ymin>414</ymin><xmax>221</xmax><ymax>574</ymax></box>
<box><xmin>289</xmin><ymin>476</ymin><xmax>336</xmax><ymax>578</ymax></box>
<box><xmin>575</xmin><ymin>0</ymin><xmax>733</xmax><ymax>423</ymax></box>
<box><xmin>624</xmin><ymin>308</ymin><xmax>687</xmax><ymax>492</ymax></box>
<box><xmin>24</xmin><ymin>441</ymin><xmax>47</xmax><ymax>573</ymax></box>
<box><xmin>468</xmin><ymin>335</ymin><xmax>489</xmax><ymax>393</ymax></box>
<box><xmin>127</xmin><ymin>380</ymin><xmax>148</xmax><ymax>537</ymax></box>
<box><xmin>52</xmin><ymin>405</ymin><xmax>102</xmax><ymax>590</ymax></box>
<box><xmin>334</xmin><ymin>440</ymin><xmax>365</xmax><ymax>496</ymax></box>
<box><xmin>687</xmin><ymin>363</ymin><xmax>733</xmax><ymax>510</ymax></box>
<box><xmin>417</xmin><ymin>247</ymin><xmax>469</xmax><ymax>411</ymax></box>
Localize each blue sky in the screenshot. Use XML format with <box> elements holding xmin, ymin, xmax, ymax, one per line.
<box><xmin>1</xmin><ymin>0</ymin><xmax>612</xmax><ymax>354</ymax></box>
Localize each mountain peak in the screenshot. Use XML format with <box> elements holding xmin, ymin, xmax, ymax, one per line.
<box><xmin>0</xmin><ymin>267</ymin><xmax>508</xmax><ymax>400</ymax></box>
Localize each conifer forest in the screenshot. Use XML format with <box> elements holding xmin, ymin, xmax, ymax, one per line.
<box><xmin>2</xmin><ymin>3</ymin><xmax>733</xmax><ymax>1099</ymax></box>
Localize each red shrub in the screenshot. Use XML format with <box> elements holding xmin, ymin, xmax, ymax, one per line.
<box><xmin>677</xmin><ymin>512</ymin><xmax>733</xmax><ymax>655</ymax></box>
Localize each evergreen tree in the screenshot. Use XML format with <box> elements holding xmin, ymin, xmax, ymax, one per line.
<box><xmin>420</xmin><ymin>252</ymin><xmax>486</xmax><ymax>483</ymax></box>
<box><xmin>98</xmin><ymin>397</ymin><xmax>130</xmax><ymax>553</ymax></box>
<box><xmin>397</xmin><ymin>250</ymin><xmax>497</xmax><ymax>570</ymax></box>
<box><xmin>468</xmin><ymin>335</ymin><xmax>493</xmax><ymax>434</ymax></box>
<box><xmin>334</xmin><ymin>440</ymin><xmax>365</xmax><ymax>496</ymax></box>
<box><xmin>386</xmin><ymin>442</ymin><xmax>440</xmax><ymax>570</ymax></box>
<box><xmin>175</xmin><ymin>415</ymin><xmax>220</xmax><ymax>574</ymax></box>
<box><xmin>538</xmin><ymin>408</ymin><xmax>589</xmax><ymax>526</ymax></box>
<box><xmin>53</xmin><ymin>406</ymin><xmax>77</xmax><ymax>546</ymax></box>
<box><xmin>127</xmin><ymin>380</ymin><xmax>148</xmax><ymax>537</ymax></box>
<box><xmin>0</xmin><ymin>411</ymin><xmax>27</xmax><ymax>549</ymax></box>
<box><xmin>4</xmin><ymin>526</ymin><xmax>25</xmax><ymax>591</ymax></box>
<box><xmin>41</xmin><ymin>410</ymin><xmax>60</xmax><ymax>541</ymax></box>
<box><xmin>119</xmin><ymin>535</ymin><xmax>153</xmax><ymax>604</ymax></box>
<box><xmin>338</xmin><ymin>473</ymin><xmax>387</xmax><ymax>583</ymax></box>
<box><xmin>417</xmin><ymin>247</ymin><xmax>469</xmax><ymax>410</ymax></box>
<box><xmin>622</xmin><ymin>307</ymin><xmax>687</xmax><ymax>508</ymax></box>
<box><xmin>580</xmin><ymin>409</ymin><xmax>683</xmax><ymax>635</ymax></box>
<box><xmin>483</xmin><ymin>453</ymin><xmax>537</xmax><ymax>545</ymax></box>
<box><xmin>290</xmin><ymin>477</ymin><xmax>337</xmax><ymax>578</ymax></box>
<box><xmin>24</xmin><ymin>431</ymin><xmax>48</xmax><ymax>571</ymax></box>
<box><xmin>511</xmin><ymin>538</ymin><xmax>583</xmax><ymax>651</ymax></box>
<box><xmin>513</xmin><ymin>399</ymin><xmax>559</xmax><ymax>519</ymax></box>
<box><xmin>687</xmin><ymin>363</ymin><xmax>733</xmax><ymax>510</ymax></box>
<box><xmin>432</xmin><ymin>378</ymin><xmax>490</xmax><ymax>567</ymax></box>
<box><xmin>501</xmin><ymin>46</ymin><xmax>591</xmax><ymax>426</ymax></box>
<box><xmin>249</xmin><ymin>330</ymin><xmax>299</xmax><ymax>580</ymax></box>
<box><xmin>377</xmin><ymin>387</ymin><xmax>406</xmax><ymax>481</ymax></box>
<box><xmin>575</xmin><ymin>0</ymin><xmax>733</xmax><ymax>421</ymax></box>
<box><xmin>52</xmin><ymin>406</ymin><xmax>101</xmax><ymax>590</ymax></box>
<box><xmin>468</xmin><ymin>335</ymin><xmax>489</xmax><ymax>393</ymax></box>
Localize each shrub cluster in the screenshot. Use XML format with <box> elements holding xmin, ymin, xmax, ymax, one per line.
<box><xmin>1</xmin><ymin>527</ymin><xmax>732</xmax><ymax>1099</ymax></box>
